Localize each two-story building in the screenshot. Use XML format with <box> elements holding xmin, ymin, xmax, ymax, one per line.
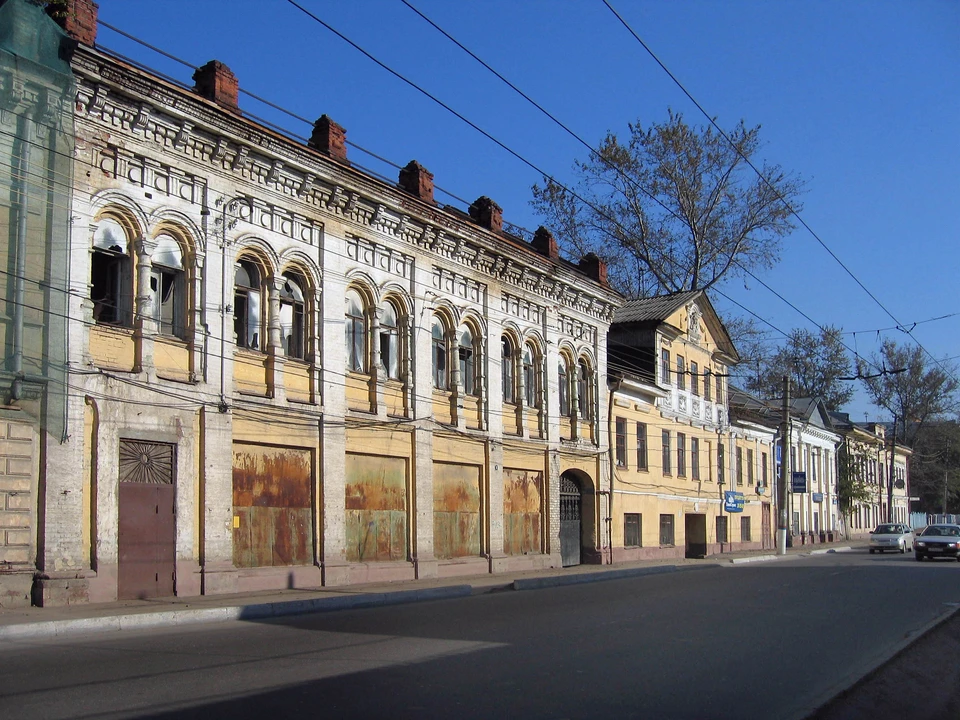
<box><xmin>1</xmin><ymin>0</ymin><xmax>622</xmax><ymax>607</ymax></box>
<box><xmin>606</xmin><ymin>291</ymin><xmax>775</xmax><ymax>560</ymax></box>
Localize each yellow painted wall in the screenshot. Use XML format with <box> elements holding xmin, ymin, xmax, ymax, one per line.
<box><xmin>154</xmin><ymin>337</ymin><xmax>192</xmax><ymax>382</ymax></box>
<box><xmin>89</xmin><ymin>325</ymin><xmax>136</xmax><ymax>372</ymax></box>
<box><xmin>233</xmin><ymin>351</ymin><xmax>268</xmax><ymax>396</ymax></box>
<box><xmin>283</xmin><ymin>360</ymin><xmax>313</xmax><ymax>403</ymax></box>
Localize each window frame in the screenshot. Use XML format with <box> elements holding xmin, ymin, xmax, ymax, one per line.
<box><xmin>661</xmin><ymin>348</ymin><xmax>671</xmax><ymax>385</ymax></box>
<box><xmin>636</xmin><ymin>422</ymin><xmax>648</xmax><ymax>470</ymax></box>
<box><xmin>691</xmin><ymin>437</ymin><xmax>700</xmax><ymax>481</ymax></box>
<box><xmin>615</xmin><ymin>417</ymin><xmax>627</xmax><ymax>468</ymax></box>
<box><xmin>234</xmin><ymin>258</ymin><xmax>264</xmax><ymax>352</ymax></box>
<box><xmin>558</xmin><ymin>358</ymin><xmax>570</xmax><ymax>417</ymax></box>
<box><xmin>659</xmin><ymin>514</ymin><xmax>675</xmax><ymax>546</ymax></box>
<box><xmin>344</xmin><ymin>288</ymin><xmax>367</xmax><ymax>372</ymax></box>
<box><xmin>378</xmin><ymin>299</ymin><xmax>401</xmax><ymax>380</ymax></box>
<box><xmin>676</xmin><ymin>356</ymin><xmax>686</xmax><ymax>391</ymax></box>
<box><xmin>278</xmin><ymin>271</ymin><xmax>306</xmax><ymax>360</ymax></box>
<box><xmin>690</xmin><ymin>361</ymin><xmax>699</xmax><ymax>396</ymax></box>
<box><xmin>432</xmin><ymin>319</ymin><xmax>448</xmax><ymax>390</ymax></box>
<box><xmin>677</xmin><ymin>432</ymin><xmax>686</xmax><ymax>477</ymax></box>
<box><xmin>458</xmin><ymin>325</ymin><xmax>479</xmax><ymax>396</ymax></box>
<box><xmin>502</xmin><ymin>336</ymin><xmax>515</xmax><ymax>404</ymax></box>
<box><xmin>624</xmin><ymin>513</ymin><xmax>641</xmax><ymax>547</ymax></box>
<box><xmin>662</xmin><ymin>430</ymin><xmax>672</xmax><ymax>475</ymax></box>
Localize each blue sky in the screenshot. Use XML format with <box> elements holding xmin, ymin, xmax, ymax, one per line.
<box><xmin>92</xmin><ymin>0</ymin><xmax>959</xmax><ymax>421</ymax></box>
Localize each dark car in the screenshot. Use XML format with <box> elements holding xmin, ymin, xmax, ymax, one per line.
<box><xmin>914</xmin><ymin>524</ymin><xmax>960</xmax><ymax>561</ymax></box>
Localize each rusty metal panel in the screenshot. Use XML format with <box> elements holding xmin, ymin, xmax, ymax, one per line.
<box><xmin>433</xmin><ymin>462</ymin><xmax>481</xmax><ymax>559</ymax></box>
<box><xmin>503</xmin><ymin>468</ymin><xmax>542</xmax><ymax>556</ymax></box>
<box><xmin>232</xmin><ymin>444</ymin><xmax>313</xmax><ymax>568</ymax></box>
<box><xmin>345</xmin><ymin>454</ymin><xmax>407</xmax><ymax>562</ymax></box>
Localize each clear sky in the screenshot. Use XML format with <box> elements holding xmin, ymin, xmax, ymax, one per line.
<box><xmin>92</xmin><ymin>0</ymin><xmax>959</xmax><ymax>421</ymax></box>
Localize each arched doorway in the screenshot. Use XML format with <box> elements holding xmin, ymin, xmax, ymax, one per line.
<box><xmin>560</xmin><ymin>473</ymin><xmax>582</xmax><ymax>567</ymax></box>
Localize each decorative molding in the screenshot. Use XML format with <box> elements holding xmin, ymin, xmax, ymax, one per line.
<box><xmin>72</xmin><ymin>56</ymin><xmax>619</xmax><ymax>324</ymax></box>
<box><xmin>346</xmin><ymin>235</ymin><xmax>412</xmax><ymax>279</ymax></box>
<box><xmin>502</xmin><ymin>293</ymin><xmax>544</xmax><ymax>325</ymax></box>
<box><xmin>433</xmin><ymin>267</ymin><xmax>485</xmax><ymax>304</ymax></box>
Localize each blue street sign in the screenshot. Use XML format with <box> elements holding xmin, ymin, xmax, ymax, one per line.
<box><xmin>813</xmin><ymin>492</ymin><xmax>824</xmax><ymax>503</ymax></box>
<box><xmin>791</xmin><ymin>472</ymin><xmax>807</xmax><ymax>493</ymax></box>
<box><xmin>724</xmin><ymin>491</ymin><xmax>745</xmax><ymax>513</ymax></box>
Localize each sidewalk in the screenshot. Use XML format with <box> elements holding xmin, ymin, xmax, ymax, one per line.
<box><xmin>0</xmin><ymin>539</ymin><xmax>861</xmax><ymax>640</ymax></box>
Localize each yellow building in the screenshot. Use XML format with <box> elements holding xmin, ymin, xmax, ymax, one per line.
<box><xmin>606</xmin><ymin>292</ymin><xmax>775</xmax><ymax>560</ymax></box>
<box><xmin>831</xmin><ymin>415</ymin><xmax>912</xmax><ymax>536</ymax></box>
<box><xmin>8</xmin><ymin>2</ymin><xmax>622</xmax><ymax>607</ymax></box>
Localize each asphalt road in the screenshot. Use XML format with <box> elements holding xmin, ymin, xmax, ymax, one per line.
<box><xmin>1</xmin><ymin>551</ymin><xmax>958</xmax><ymax>720</ymax></box>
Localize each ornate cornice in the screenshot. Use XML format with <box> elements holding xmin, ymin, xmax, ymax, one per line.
<box><xmin>71</xmin><ymin>48</ymin><xmax>621</xmax><ymax>325</ymax></box>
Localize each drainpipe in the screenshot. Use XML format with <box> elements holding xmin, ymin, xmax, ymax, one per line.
<box><xmin>11</xmin><ymin>118</ymin><xmax>32</xmax><ymax>402</ymax></box>
<box><xmin>605</xmin><ymin>374</ymin><xmax>623</xmax><ymax>564</ymax></box>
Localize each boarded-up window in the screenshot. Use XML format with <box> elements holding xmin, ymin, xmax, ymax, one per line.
<box><xmin>503</xmin><ymin>468</ymin><xmax>542</xmax><ymax>555</ymax></box>
<box><xmin>345</xmin><ymin>454</ymin><xmax>407</xmax><ymax>562</ymax></box>
<box><xmin>233</xmin><ymin>444</ymin><xmax>313</xmax><ymax>568</ymax></box>
<box><xmin>433</xmin><ymin>462</ymin><xmax>481</xmax><ymax>559</ymax></box>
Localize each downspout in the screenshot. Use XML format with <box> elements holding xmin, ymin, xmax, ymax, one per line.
<box><xmin>11</xmin><ymin>118</ymin><xmax>31</xmax><ymax>402</ymax></box>
<box><xmin>605</xmin><ymin>375</ymin><xmax>623</xmax><ymax>564</ymax></box>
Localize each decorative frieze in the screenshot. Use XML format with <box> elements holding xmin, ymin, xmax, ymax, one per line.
<box><xmin>347</xmin><ymin>235</ymin><xmax>412</xmax><ymax>279</ymax></box>
<box><xmin>97</xmin><ymin>146</ymin><xmax>206</xmax><ymax>204</ymax></box>
<box><xmin>73</xmin><ymin>67</ymin><xmax>618</xmax><ymax>323</ymax></box>
<box><xmin>433</xmin><ymin>268</ymin><xmax>485</xmax><ymax>304</ymax></box>
<box><xmin>558</xmin><ymin>314</ymin><xmax>597</xmax><ymax>344</ymax></box>
<box><xmin>502</xmin><ymin>293</ymin><xmax>544</xmax><ymax>325</ymax></box>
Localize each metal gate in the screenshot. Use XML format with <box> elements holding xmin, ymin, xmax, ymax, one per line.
<box><xmin>117</xmin><ymin>440</ymin><xmax>176</xmax><ymax>600</ymax></box>
<box><xmin>560</xmin><ymin>475</ymin><xmax>581</xmax><ymax>567</ymax></box>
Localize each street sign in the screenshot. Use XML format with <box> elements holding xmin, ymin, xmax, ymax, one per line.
<box><xmin>724</xmin><ymin>491</ymin><xmax>745</xmax><ymax>513</ymax></box>
<box><xmin>812</xmin><ymin>492</ymin><xmax>824</xmax><ymax>503</ymax></box>
<box><xmin>791</xmin><ymin>471</ymin><xmax>807</xmax><ymax>493</ymax></box>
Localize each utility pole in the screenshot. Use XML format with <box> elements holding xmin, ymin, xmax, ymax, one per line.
<box><xmin>945</xmin><ymin>469</ymin><xmax>949</xmax><ymax>515</ymax></box>
<box><xmin>887</xmin><ymin>415</ymin><xmax>896</xmax><ymax>523</ymax></box>
<box><xmin>777</xmin><ymin>376</ymin><xmax>790</xmax><ymax>555</ymax></box>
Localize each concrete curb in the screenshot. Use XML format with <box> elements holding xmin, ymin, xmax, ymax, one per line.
<box><xmin>789</xmin><ymin>603</ymin><xmax>960</xmax><ymax>720</ymax></box>
<box><xmin>0</xmin><ymin>585</ymin><xmax>473</xmax><ymax>641</ymax></box>
<box><xmin>809</xmin><ymin>546</ymin><xmax>854</xmax><ymax>555</ymax></box>
<box><xmin>512</xmin><ymin>563</ymin><xmax>718</xmax><ymax>591</ymax></box>
<box><xmin>729</xmin><ymin>554</ymin><xmax>781</xmax><ymax>565</ymax></box>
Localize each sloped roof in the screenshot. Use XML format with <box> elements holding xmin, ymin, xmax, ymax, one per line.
<box><xmin>611</xmin><ymin>290</ymin><xmax>739</xmax><ymax>363</ymax></box>
<box><xmin>612</xmin><ymin>290</ymin><xmax>702</xmax><ymax>324</ymax></box>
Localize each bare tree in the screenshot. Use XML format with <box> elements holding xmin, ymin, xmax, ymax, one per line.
<box><xmin>859</xmin><ymin>339</ymin><xmax>959</xmax><ymax>447</ymax></box>
<box><xmin>531</xmin><ymin>111</ymin><xmax>805</xmax><ymax>298</ymax></box>
<box><xmin>746</xmin><ymin>326</ymin><xmax>853</xmax><ymax>411</ymax></box>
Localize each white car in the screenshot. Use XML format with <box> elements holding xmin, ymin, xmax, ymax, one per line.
<box><xmin>868</xmin><ymin>523</ymin><xmax>914</xmax><ymax>554</ymax></box>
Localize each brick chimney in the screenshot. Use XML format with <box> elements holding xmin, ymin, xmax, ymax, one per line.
<box><xmin>193</xmin><ymin>61</ymin><xmax>240</xmax><ymax>115</ymax></box>
<box><xmin>309</xmin><ymin>115</ymin><xmax>348</xmax><ymax>162</ymax></box>
<box><xmin>47</xmin><ymin>0</ymin><xmax>99</xmax><ymax>46</ymax></box>
<box><xmin>398</xmin><ymin>161</ymin><xmax>434</xmax><ymax>203</ymax></box>
<box><xmin>532</xmin><ymin>226</ymin><xmax>559</xmax><ymax>260</ymax></box>
<box><xmin>468</xmin><ymin>196</ymin><xmax>502</xmax><ymax>233</ymax></box>
<box><xmin>578</xmin><ymin>253</ymin><xmax>608</xmax><ymax>286</ymax></box>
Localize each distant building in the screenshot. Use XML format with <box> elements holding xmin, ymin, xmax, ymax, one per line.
<box><xmin>830</xmin><ymin>413</ymin><xmax>911</xmax><ymax>534</ymax></box>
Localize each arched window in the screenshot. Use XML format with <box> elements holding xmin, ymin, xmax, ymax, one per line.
<box><xmin>558</xmin><ymin>358</ymin><xmax>570</xmax><ymax>417</ymax></box>
<box><xmin>523</xmin><ymin>345</ymin><xmax>538</xmax><ymax>408</ymax></box>
<box><xmin>150</xmin><ymin>234</ymin><xmax>185</xmax><ymax>337</ymax></box>
<box><xmin>432</xmin><ymin>319</ymin><xmax>448</xmax><ymax>389</ymax></box>
<box><xmin>577</xmin><ymin>359</ymin><xmax>592</xmax><ymax>421</ymax></box>
<box><xmin>345</xmin><ymin>289</ymin><xmax>366</xmax><ymax>372</ymax></box>
<box><xmin>279</xmin><ymin>272</ymin><xmax>306</xmax><ymax>360</ymax></box>
<box><xmin>91</xmin><ymin>217</ymin><xmax>132</xmax><ymax>326</ymax></box>
<box><xmin>502</xmin><ymin>336</ymin><xmax>515</xmax><ymax>403</ymax></box>
<box><xmin>459</xmin><ymin>327</ymin><xmax>477</xmax><ymax>396</ymax></box>
<box><xmin>379</xmin><ymin>300</ymin><xmax>400</xmax><ymax>380</ymax></box>
<box><xmin>234</xmin><ymin>259</ymin><xmax>263</xmax><ymax>350</ymax></box>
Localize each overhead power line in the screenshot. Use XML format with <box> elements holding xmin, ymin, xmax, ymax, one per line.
<box><xmin>600</xmin><ymin>0</ymin><xmax>958</xmax><ymax>386</ymax></box>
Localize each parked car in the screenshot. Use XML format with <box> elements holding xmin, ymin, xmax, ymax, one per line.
<box><xmin>913</xmin><ymin>524</ymin><xmax>960</xmax><ymax>561</ymax></box>
<box><xmin>868</xmin><ymin>523</ymin><xmax>914</xmax><ymax>554</ymax></box>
